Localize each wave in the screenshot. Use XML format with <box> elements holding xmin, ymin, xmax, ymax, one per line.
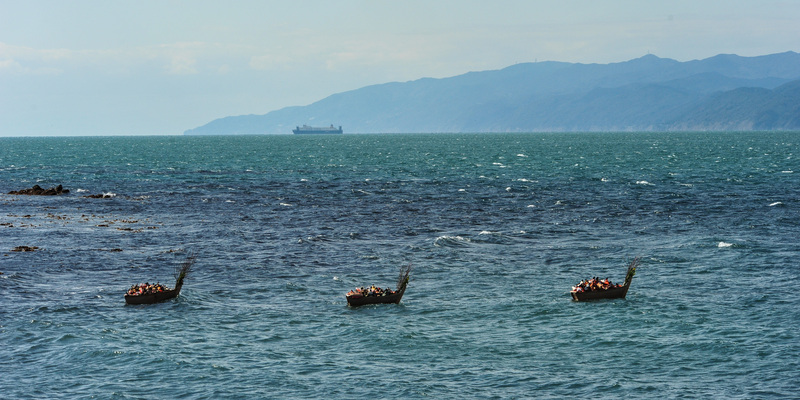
<box><xmin>717</xmin><ymin>241</ymin><xmax>734</xmax><ymax>248</ymax></box>
<box><xmin>434</xmin><ymin>235</ymin><xmax>472</xmax><ymax>247</ymax></box>
<box><xmin>433</xmin><ymin>232</ymin><xmax>516</xmax><ymax>247</ymax></box>
<box><xmin>473</xmin><ymin>231</ymin><xmax>516</xmax><ymax>245</ymax></box>
<box><xmin>304</xmin><ymin>234</ymin><xmax>334</xmax><ymax>243</ymax></box>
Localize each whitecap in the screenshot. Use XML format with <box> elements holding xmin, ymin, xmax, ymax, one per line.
<box><xmin>516</xmin><ymin>154</ymin><xmax>527</xmax><ymax>158</ymax></box>
<box><xmin>781</xmin><ymin>170</ymin><xmax>793</xmax><ymax>174</ymax></box>
<box><xmin>601</xmin><ymin>178</ymin><xmax>609</xmax><ymax>182</ymax></box>
<box><xmin>505</xmin><ymin>187</ymin><xmax>512</xmax><ymax>192</ymax></box>
<box><xmin>279</xmin><ymin>203</ymin><xmax>293</xmax><ymax>207</ymax></box>
<box><xmin>458</xmin><ymin>189</ymin><xmax>466</xmax><ymax>192</ymax></box>
<box><xmin>526</xmin><ymin>204</ymin><xmax>536</xmax><ymax>208</ymax></box>
<box><xmin>102</xmin><ymin>192</ymin><xmax>117</xmax><ymax>198</ymax></box>
<box><xmin>333</xmin><ymin>276</ymin><xmax>339</xmax><ymax>281</ymax></box>
<box><xmin>434</xmin><ymin>235</ymin><xmax>471</xmax><ymax>247</ymax></box>
<box><xmin>768</xmin><ymin>202</ymin><xmax>783</xmax><ymax>207</ymax></box>
<box><xmin>516</xmin><ymin>178</ymin><xmax>533</xmax><ymax>182</ymax></box>
<box><xmin>636</xmin><ymin>181</ymin><xmax>653</xmax><ymax>186</ymax></box>
<box><xmin>717</xmin><ymin>241</ymin><xmax>733</xmax><ymax>248</ymax></box>
<box><xmin>76</xmin><ymin>189</ymin><xmax>89</xmax><ymax>193</ymax></box>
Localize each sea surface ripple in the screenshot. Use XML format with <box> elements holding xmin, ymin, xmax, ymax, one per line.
<box><xmin>1</xmin><ymin>132</ymin><xmax>799</xmax><ymax>398</ymax></box>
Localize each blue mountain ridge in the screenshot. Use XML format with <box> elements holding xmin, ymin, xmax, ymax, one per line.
<box><xmin>184</xmin><ymin>51</ymin><xmax>800</xmax><ymax>134</ymax></box>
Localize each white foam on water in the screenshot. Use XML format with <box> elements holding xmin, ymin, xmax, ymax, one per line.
<box><xmin>433</xmin><ymin>235</ymin><xmax>471</xmax><ymax>247</ymax></box>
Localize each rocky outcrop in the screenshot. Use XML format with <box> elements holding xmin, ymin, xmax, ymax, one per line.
<box><xmin>8</xmin><ymin>185</ymin><xmax>69</xmax><ymax>196</ymax></box>
<box><xmin>12</xmin><ymin>246</ymin><xmax>39</xmax><ymax>252</ymax></box>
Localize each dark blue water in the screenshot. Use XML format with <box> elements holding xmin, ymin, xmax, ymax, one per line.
<box><xmin>1</xmin><ymin>132</ymin><xmax>799</xmax><ymax>398</ymax></box>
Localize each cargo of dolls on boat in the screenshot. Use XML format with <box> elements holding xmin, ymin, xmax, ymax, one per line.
<box><xmin>124</xmin><ymin>254</ymin><xmax>194</xmax><ymax>305</ymax></box>
<box><xmin>346</xmin><ymin>265</ymin><xmax>410</xmax><ymax>307</ymax></box>
<box><xmin>570</xmin><ymin>257</ymin><xmax>639</xmax><ymax>301</ymax></box>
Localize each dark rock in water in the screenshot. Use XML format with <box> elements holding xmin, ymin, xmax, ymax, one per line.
<box><xmin>8</xmin><ymin>184</ymin><xmax>69</xmax><ymax>195</ymax></box>
<box><xmin>12</xmin><ymin>246</ymin><xmax>39</xmax><ymax>252</ymax></box>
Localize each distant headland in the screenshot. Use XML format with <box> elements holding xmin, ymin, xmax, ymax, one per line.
<box><xmin>184</xmin><ymin>51</ymin><xmax>800</xmax><ymax>135</ymax></box>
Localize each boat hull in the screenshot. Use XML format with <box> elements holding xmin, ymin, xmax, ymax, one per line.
<box><xmin>125</xmin><ymin>285</ymin><xmax>181</xmax><ymax>305</ymax></box>
<box><xmin>347</xmin><ymin>289</ymin><xmax>405</xmax><ymax>307</ymax></box>
<box><xmin>292</xmin><ymin>125</ymin><xmax>343</xmax><ymax>134</ymax></box>
<box><xmin>293</xmin><ymin>130</ymin><xmax>342</xmax><ymax>134</ymax></box>
<box><xmin>570</xmin><ymin>284</ymin><xmax>629</xmax><ymax>301</ymax></box>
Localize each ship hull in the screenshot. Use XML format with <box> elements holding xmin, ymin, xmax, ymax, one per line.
<box><xmin>292</xmin><ymin>125</ymin><xmax>343</xmax><ymax>134</ymax></box>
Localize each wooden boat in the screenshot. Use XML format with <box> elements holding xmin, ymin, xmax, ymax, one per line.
<box><xmin>125</xmin><ymin>285</ymin><xmax>182</xmax><ymax>305</ymax></box>
<box><xmin>346</xmin><ymin>265</ymin><xmax>410</xmax><ymax>307</ymax></box>
<box><xmin>570</xmin><ymin>257</ymin><xmax>639</xmax><ymax>301</ymax></box>
<box><xmin>125</xmin><ymin>255</ymin><xmax>194</xmax><ymax>305</ymax></box>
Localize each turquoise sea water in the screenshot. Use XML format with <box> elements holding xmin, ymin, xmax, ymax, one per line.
<box><xmin>1</xmin><ymin>132</ymin><xmax>799</xmax><ymax>398</ymax></box>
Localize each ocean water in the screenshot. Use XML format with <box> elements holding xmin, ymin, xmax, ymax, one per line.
<box><xmin>1</xmin><ymin>132</ymin><xmax>798</xmax><ymax>399</ymax></box>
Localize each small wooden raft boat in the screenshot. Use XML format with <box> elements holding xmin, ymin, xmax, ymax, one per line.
<box><xmin>570</xmin><ymin>257</ymin><xmax>639</xmax><ymax>301</ymax></box>
<box><xmin>125</xmin><ymin>255</ymin><xmax>194</xmax><ymax>305</ymax></box>
<box><xmin>346</xmin><ymin>265</ymin><xmax>410</xmax><ymax>307</ymax></box>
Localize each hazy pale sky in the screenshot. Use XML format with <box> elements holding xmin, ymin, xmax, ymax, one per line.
<box><xmin>1</xmin><ymin>0</ymin><xmax>798</xmax><ymax>136</ymax></box>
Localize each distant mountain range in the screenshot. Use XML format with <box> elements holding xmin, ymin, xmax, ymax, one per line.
<box><xmin>184</xmin><ymin>51</ymin><xmax>800</xmax><ymax>135</ymax></box>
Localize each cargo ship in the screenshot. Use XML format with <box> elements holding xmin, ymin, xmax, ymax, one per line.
<box><xmin>292</xmin><ymin>124</ymin><xmax>343</xmax><ymax>134</ymax></box>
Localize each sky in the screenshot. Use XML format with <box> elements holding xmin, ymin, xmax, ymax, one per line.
<box><xmin>1</xmin><ymin>0</ymin><xmax>799</xmax><ymax>136</ymax></box>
